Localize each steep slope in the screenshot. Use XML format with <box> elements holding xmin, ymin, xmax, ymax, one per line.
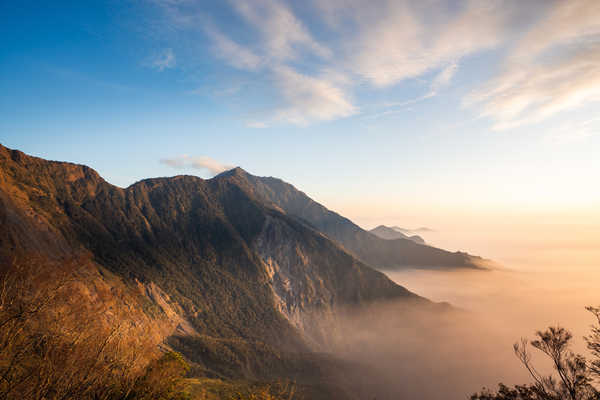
<box><xmin>0</xmin><ymin>144</ymin><xmax>426</xmax><ymax>389</ymax></box>
<box><xmin>233</xmin><ymin>171</ymin><xmax>487</xmax><ymax>270</ymax></box>
<box><xmin>370</xmin><ymin>225</ymin><xmax>426</xmax><ymax>244</ymax></box>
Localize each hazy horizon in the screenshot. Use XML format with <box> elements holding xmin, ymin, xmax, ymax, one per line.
<box><xmin>337</xmin><ymin>217</ymin><xmax>600</xmax><ymax>399</ymax></box>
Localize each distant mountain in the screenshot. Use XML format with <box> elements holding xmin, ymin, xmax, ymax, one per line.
<box><xmin>393</xmin><ymin>226</ymin><xmax>435</xmax><ymax>235</ymax></box>
<box><xmin>234</xmin><ymin>172</ymin><xmax>487</xmax><ymax>270</ymax></box>
<box><xmin>0</xmin><ymin>144</ymin><xmax>432</xmax><ymax>397</ymax></box>
<box><xmin>369</xmin><ymin>225</ymin><xmax>426</xmax><ymax>244</ymax></box>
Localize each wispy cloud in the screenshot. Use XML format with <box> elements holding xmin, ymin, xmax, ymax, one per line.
<box><xmin>216</xmin><ymin>0</ymin><xmax>344</xmax><ymax>126</ymax></box>
<box><xmin>203</xmin><ymin>23</ymin><xmax>262</xmax><ymax>70</ymax></box>
<box><xmin>547</xmin><ymin>116</ymin><xmax>600</xmax><ymax>144</ymax></box>
<box><xmin>363</xmin><ymin>94</ymin><xmax>431</xmax><ymax>120</ymax></box>
<box><xmin>363</xmin><ymin>62</ymin><xmax>459</xmax><ymax>120</ymax></box>
<box><xmin>430</xmin><ymin>62</ymin><xmax>458</xmax><ymax>95</ymax></box>
<box><xmin>511</xmin><ymin>0</ymin><xmax>600</xmax><ymax>61</ymax></box>
<box><xmin>468</xmin><ymin>46</ymin><xmax>600</xmax><ymax>130</ymax></box>
<box><xmin>151</xmin><ymin>0</ymin><xmax>347</xmax><ymax>126</ymax></box>
<box><xmin>160</xmin><ymin>155</ymin><xmax>233</xmax><ymax>176</ymax></box>
<box><xmin>246</xmin><ymin>121</ymin><xmax>268</xmax><ymax>128</ymax></box>
<box><xmin>269</xmin><ymin>66</ymin><xmax>357</xmax><ymax>125</ymax></box>
<box><xmin>147</xmin><ymin>48</ymin><xmax>176</xmax><ymax>71</ymax></box>
<box><xmin>230</xmin><ymin>0</ymin><xmax>330</xmax><ymax>61</ymax></box>
<box><xmin>145</xmin><ymin>0</ymin><xmax>599</xmax><ymax>133</ymax></box>
<box><xmin>466</xmin><ymin>0</ymin><xmax>600</xmax><ymax>130</ymax></box>
<box><xmin>327</xmin><ymin>1</ymin><xmax>507</xmax><ymax>87</ymax></box>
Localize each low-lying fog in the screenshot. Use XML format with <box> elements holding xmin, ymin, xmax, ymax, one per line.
<box><xmin>328</xmin><ymin>228</ymin><xmax>600</xmax><ymax>400</ymax></box>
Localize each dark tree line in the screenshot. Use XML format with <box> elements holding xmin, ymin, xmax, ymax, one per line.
<box><xmin>472</xmin><ymin>307</ymin><xmax>600</xmax><ymax>400</ymax></box>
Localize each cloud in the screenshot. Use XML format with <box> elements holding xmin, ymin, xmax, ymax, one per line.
<box><xmin>214</xmin><ymin>0</ymin><xmax>346</xmax><ymax>126</ymax></box>
<box><xmin>430</xmin><ymin>62</ymin><xmax>458</xmax><ymax>94</ymax></box>
<box><xmin>148</xmin><ymin>48</ymin><xmax>176</xmax><ymax>71</ymax></box>
<box><xmin>363</xmin><ymin>62</ymin><xmax>458</xmax><ymax>119</ymax></box>
<box><xmin>511</xmin><ymin>0</ymin><xmax>600</xmax><ymax>61</ymax></box>
<box><xmin>230</xmin><ymin>0</ymin><xmax>330</xmax><ymax>61</ymax></box>
<box><xmin>246</xmin><ymin>121</ymin><xmax>268</xmax><ymax>128</ymax></box>
<box><xmin>547</xmin><ymin>117</ymin><xmax>600</xmax><ymax>144</ymax></box>
<box><xmin>466</xmin><ymin>0</ymin><xmax>600</xmax><ymax>130</ymax></box>
<box><xmin>270</xmin><ymin>66</ymin><xmax>357</xmax><ymax>125</ymax></box>
<box><xmin>155</xmin><ymin>0</ymin><xmax>345</xmax><ymax>126</ymax></box>
<box><xmin>363</xmin><ymin>95</ymin><xmax>430</xmax><ymax>120</ymax></box>
<box><xmin>149</xmin><ymin>0</ymin><xmax>507</xmax><ymax>125</ymax></box>
<box><xmin>259</xmin><ymin>1</ymin><xmax>506</xmax><ymax>124</ymax></box>
<box><xmin>320</xmin><ymin>0</ymin><xmax>508</xmax><ymax>87</ymax></box>
<box><xmin>203</xmin><ymin>24</ymin><xmax>262</xmax><ymax>70</ymax></box>
<box><xmin>468</xmin><ymin>45</ymin><xmax>600</xmax><ymax>130</ymax></box>
<box><xmin>160</xmin><ymin>155</ymin><xmax>233</xmax><ymax>176</ymax></box>
<box><xmin>145</xmin><ymin>0</ymin><xmax>599</xmax><ymax>131</ymax></box>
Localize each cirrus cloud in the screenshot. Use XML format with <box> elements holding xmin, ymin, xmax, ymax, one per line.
<box><xmin>466</xmin><ymin>0</ymin><xmax>600</xmax><ymax>130</ymax></box>
<box><xmin>325</xmin><ymin>0</ymin><xmax>509</xmax><ymax>87</ymax></box>
<box><xmin>269</xmin><ymin>65</ymin><xmax>358</xmax><ymax>126</ymax></box>
<box><xmin>160</xmin><ymin>155</ymin><xmax>233</xmax><ymax>176</ymax></box>
<box><xmin>146</xmin><ymin>48</ymin><xmax>176</xmax><ymax>71</ymax></box>
<box><xmin>146</xmin><ymin>0</ymin><xmax>599</xmax><ymax>133</ymax></box>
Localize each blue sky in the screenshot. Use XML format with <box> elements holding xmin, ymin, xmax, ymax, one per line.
<box><xmin>1</xmin><ymin>0</ymin><xmax>599</xmax><ymax>247</ymax></box>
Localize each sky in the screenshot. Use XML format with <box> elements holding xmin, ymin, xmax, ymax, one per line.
<box><xmin>1</xmin><ymin>0</ymin><xmax>599</xmax><ymax>261</ymax></box>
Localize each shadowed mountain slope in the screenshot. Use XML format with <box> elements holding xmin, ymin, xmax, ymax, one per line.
<box><xmin>230</xmin><ymin>170</ymin><xmax>487</xmax><ymax>270</ymax></box>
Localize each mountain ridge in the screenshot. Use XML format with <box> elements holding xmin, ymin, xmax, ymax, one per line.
<box><xmin>222</xmin><ymin>169</ymin><xmax>488</xmax><ymax>270</ymax></box>
<box><xmin>0</xmin><ymin>144</ymin><xmax>433</xmax><ymax>395</ymax></box>
<box><xmin>369</xmin><ymin>225</ymin><xmax>426</xmax><ymax>244</ymax></box>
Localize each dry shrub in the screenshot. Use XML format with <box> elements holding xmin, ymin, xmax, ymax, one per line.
<box><xmin>0</xmin><ymin>255</ymin><xmax>188</xmax><ymax>400</ymax></box>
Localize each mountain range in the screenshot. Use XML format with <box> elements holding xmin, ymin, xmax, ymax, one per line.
<box><xmin>0</xmin><ymin>144</ymin><xmax>485</xmax><ymax>397</ymax></box>
<box><xmin>369</xmin><ymin>225</ymin><xmax>426</xmax><ymax>244</ymax></box>
<box><xmin>233</xmin><ymin>171</ymin><xmax>485</xmax><ymax>269</ymax></box>
<box><xmin>393</xmin><ymin>226</ymin><xmax>435</xmax><ymax>234</ymax></box>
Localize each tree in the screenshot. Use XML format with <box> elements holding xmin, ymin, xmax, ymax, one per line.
<box><xmin>471</xmin><ymin>309</ymin><xmax>600</xmax><ymax>400</ymax></box>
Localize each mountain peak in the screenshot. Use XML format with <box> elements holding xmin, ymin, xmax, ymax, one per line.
<box><xmin>240</xmin><ymin>177</ymin><xmax>486</xmax><ymax>269</ymax></box>
<box><xmin>369</xmin><ymin>225</ymin><xmax>426</xmax><ymax>245</ymax></box>
<box><xmin>0</xmin><ymin>143</ymin><xmax>105</xmax><ymax>201</ymax></box>
<box><xmin>0</xmin><ymin>146</ymin><xmax>425</xmax><ymax>342</ymax></box>
<box><xmin>214</xmin><ymin>166</ymin><xmax>248</xmax><ymax>179</ymax></box>
<box><xmin>393</xmin><ymin>226</ymin><xmax>435</xmax><ymax>234</ymax></box>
